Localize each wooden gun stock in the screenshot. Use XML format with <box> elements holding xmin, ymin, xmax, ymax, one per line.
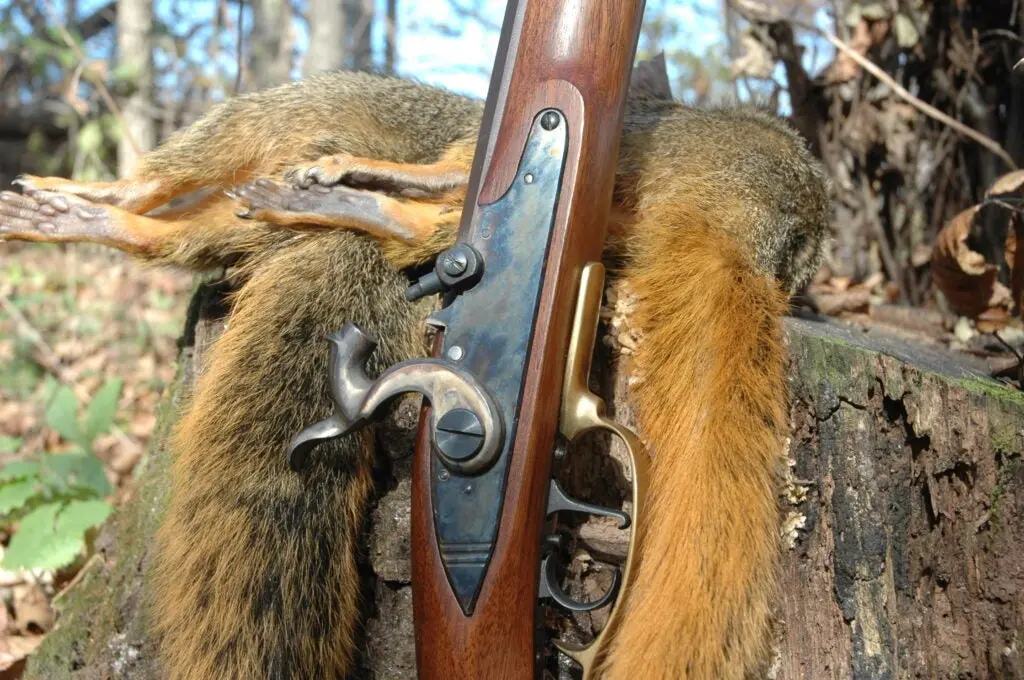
<box><xmin>411</xmin><ymin>1</ymin><xmax>647</xmax><ymax>677</ymax></box>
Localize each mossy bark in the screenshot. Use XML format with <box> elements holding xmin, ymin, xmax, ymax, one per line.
<box><xmin>22</xmin><ymin>278</ymin><xmax>229</xmax><ymax>680</ymax></box>
<box><xmin>22</xmin><ymin>288</ymin><xmax>1024</xmax><ymax>678</ymax></box>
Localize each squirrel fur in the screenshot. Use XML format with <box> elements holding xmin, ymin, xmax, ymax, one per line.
<box><xmin>0</xmin><ymin>69</ymin><xmax>830</xmax><ymax>679</ymax></box>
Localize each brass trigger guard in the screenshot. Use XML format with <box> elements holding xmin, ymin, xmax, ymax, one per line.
<box><xmin>551</xmin><ymin>262</ymin><xmax>650</xmax><ymax>679</ymax></box>
<box><xmin>286</xmin><ymin>323</ymin><xmax>504</xmax><ymax>474</ymax></box>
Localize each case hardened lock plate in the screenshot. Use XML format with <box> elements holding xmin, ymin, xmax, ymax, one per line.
<box><xmin>428</xmin><ymin>108</ymin><xmax>568</xmax><ymax>615</ymax></box>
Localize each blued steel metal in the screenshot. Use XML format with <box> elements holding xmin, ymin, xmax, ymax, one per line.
<box><xmin>537</xmin><ymin>553</ymin><xmax>620</xmax><ymax>613</ymax></box>
<box><xmin>288</xmin><ymin>108</ymin><xmax>569</xmax><ymax>617</ymax></box>
<box><xmin>286</xmin><ymin>323</ymin><xmax>504</xmax><ymax>476</ymax></box>
<box><xmin>427</xmin><ymin>108</ymin><xmax>567</xmax><ymax>614</ymax></box>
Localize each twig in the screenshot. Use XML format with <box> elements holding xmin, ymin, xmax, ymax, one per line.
<box><xmin>0</xmin><ymin>295</ymin><xmax>138</xmax><ymax>451</ymax></box>
<box><xmin>859</xmin><ymin>175</ymin><xmax>908</xmax><ymax>303</ymax></box>
<box><xmin>991</xmin><ymin>330</ymin><xmax>1023</xmax><ymax>390</ymax></box>
<box><xmin>234</xmin><ymin>0</ymin><xmax>245</xmax><ymax>94</ymax></box>
<box><xmin>730</xmin><ymin>0</ymin><xmax>1018</xmax><ymax>171</ymax></box>
<box><xmin>39</xmin><ymin>0</ymin><xmax>142</xmax><ymax>157</ymax></box>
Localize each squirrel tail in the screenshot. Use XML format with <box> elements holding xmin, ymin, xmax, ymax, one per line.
<box><xmin>600</xmin><ymin>207</ymin><xmax>789</xmax><ymax>679</ymax></box>
<box><xmin>150</xmin><ymin>232</ymin><xmax>425</xmax><ymax>680</ymax></box>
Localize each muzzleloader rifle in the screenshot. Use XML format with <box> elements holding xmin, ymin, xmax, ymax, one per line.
<box><xmin>289</xmin><ymin>1</ymin><xmax>649</xmax><ymax>677</ymax></box>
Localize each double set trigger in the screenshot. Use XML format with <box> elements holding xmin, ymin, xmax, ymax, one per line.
<box><xmin>537</xmin><ymin>262</ymin><xmax>650</xmax><ymax>679</ymax></box>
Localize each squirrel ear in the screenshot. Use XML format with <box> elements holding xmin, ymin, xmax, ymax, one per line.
<box><xmin>630</xmin><ymin>51</ymin><xmax>673</xmax><ymax>101</ymax></box>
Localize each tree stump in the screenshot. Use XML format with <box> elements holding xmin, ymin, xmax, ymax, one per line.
<box><xmin>21</xmin><ymin>283</ymin><xmax>1024</xmax><ymax>679</ymax></box>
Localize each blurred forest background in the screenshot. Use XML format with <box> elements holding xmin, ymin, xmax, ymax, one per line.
<box><xmin>0</xmin><ymin>0</ymin><xmax>1022</xmax><ymax>673</ymax></box>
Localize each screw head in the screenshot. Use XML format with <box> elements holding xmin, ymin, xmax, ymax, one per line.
<box><xmin>442</xmin><ymin>250</ymin><xmax>468</xmax><ymax>276</ymax></box>
<box><xmin>524</xmin><ymin>173</ymin><xmax>535</xmax><ymax>184</ymax></box>
<box><xmin>446</xmin><ymin>345</ymin><xmax>464</xmax><ymax>362</ymax></box>
<box><xmin>541</xmin><ymin>110</ymin><xmax>560</xmax><ymax>130</ymax></box>
<box><xmin>434</xmin><ymin>408</ymin><xmax>484</xmax><ymax>462</ymax></box>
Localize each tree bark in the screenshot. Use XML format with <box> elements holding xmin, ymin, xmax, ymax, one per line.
<box><xmin>358</xmin><ymin>312</ymin><xmax>1024</xmax><ymax>680</ymax></box>
<box><xmin>247</xmin><ymin>0</ymin><xmax>294</xmax><ymax>90</ymax></box>
<box><xmin>343</xmin><ymin>0</ymin><xmax>374</xmax><ymax>71</ymax></box>
<box><xmin>21</xmin><ymin>287</ymin><xmax>1024</xmax><ymax>678</ymax></box>
<box><xmin>305</xmin><ymin>0</ymin><xmax>374</xmax><ymax>77</ymax></box>
<box><xmin>115</xmin><ymin>0</ymin><xmax>155</xmax><ymax>176</ymax></box>
<box><xmin>305</xmin><ymin>0</ymin><xmax>346</xmax><ymax>75</ymax></box>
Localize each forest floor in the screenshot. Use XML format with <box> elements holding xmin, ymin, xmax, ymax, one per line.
<box><xmin>0</xmin><ymin>242</ymin><xmax>192</xmax><ymax>674</ymax></box>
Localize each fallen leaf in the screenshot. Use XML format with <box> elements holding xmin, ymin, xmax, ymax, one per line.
<box><xmin>11</xmin><ymin>583</ymin><xmax>53</xmax><ymax>634</ymax></box>
<box><xmin>931</xmin><ymin>205</ymin><xmax>1012</xmax><ymax>322</ymax></box>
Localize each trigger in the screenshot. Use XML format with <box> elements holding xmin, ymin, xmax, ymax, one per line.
<box><xmin>546</xmin><ymin>480</ymin><xmax>630</xmax><ymax>529</ymax></box>
<box><xmin>286</xmin><ymin>413</ymin><xmax>348</xmax><ymax>471</ymax></box>
<box><xmin>538</xmin><ymin>553</ymin><xmax>621</xmax><ymax>613</ymax></box>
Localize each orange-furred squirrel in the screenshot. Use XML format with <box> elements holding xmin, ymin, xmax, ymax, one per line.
<box><xmin>0</xmin><ymin>68</ymin><xmax>829</xmax><ymax>679</ymax></box>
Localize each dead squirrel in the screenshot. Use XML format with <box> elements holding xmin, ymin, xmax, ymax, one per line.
<box><xmin>0</xmin><ymin>67</ymin><xmax>830</xmax><ymax>679</ymax></box>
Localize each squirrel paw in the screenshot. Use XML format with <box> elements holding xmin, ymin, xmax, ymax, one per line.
<box><xmin>0</xmin><ymin>189</ymin><xmax>114</xmax><ymax>243</ymax></box>
<box><xmin>225</xmin><ymin>178</ymin><xmax>428</xmax><ymax>242</ymax></box>
<box><xmin>10</xmin><ymin>175</ymin><xmax>164</xmax><ymax>213</ymax></box>
<box><xmin>282</xmin><ymin>155</ymin><xmax>468</xmax><ymax>197</ymax></box>
<box><xmin>226</xmin><ymin>178</ymin><xmax>338</xmax><ymax>221</ymax></box>
<box><xmin>284</xmin><ymin>155</ymin><xmax>366</xmax><ymax>190</ymax></box>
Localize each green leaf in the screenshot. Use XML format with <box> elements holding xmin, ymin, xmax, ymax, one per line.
<box><xmin>0</xmin><ymin>435</ymin><xmax>22</xmax><ymax>454</ymax></box>
<box><xmin>2</xmin><ymin>503</ymin><xmax>67</xmax><ymax>570</ymax></box>
<box><xmin>45</xmin><ymin>386</ymin><xmax>83</xmax><ymax>446</ymax></box>
<box><xmin>0</xmin><ymin>461</ymin><xmax>41</xmax><ymax>482</ymax></box>
<box><xmin>84</xmin><ymin>379</ymin><xmax>122</xmax><ymax>446</ymax></box>
<box><xmin>0</xmin><ymin>500</ymin><xmax>110</xmax><ymax>571</ymax></box>
<box><xmin>77</xmin><ymin>120</ymin><xmax>104</xmax><ymax>156</ymax></box>
<box><xmin>42</xmin><ymin>453</ymin><xmax>112</xmax><ymax>498</ymax></box>
<box><xmin>56</xmin><ymin>499</ymin><xmax>112</xmax><ymax>537</ymax></box>
<box><xmin>0</xmin><ymin>479</ymin><xmax>41</xmax><ymax>516</ymax></box>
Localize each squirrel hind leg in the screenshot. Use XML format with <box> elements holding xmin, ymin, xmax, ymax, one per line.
<box><xmin>12</xmin><ymin>175</ymin><xmax>182</xmax><ymax>215</ymax></box>
<box><xmin>228</xmin><ymin>178</ymin><xmax>460</xmax><ymax>266</ymax></box>
<box><xmin>0</xmin><ymin>189</ymin><xmax>154</xmax><ymax>250</ymax></box>
<box><xmin>0</xmin><ymin>188</ymin><xmax>263</xmax><ymax>269</ymax></box>
<box><xmin>284</xmin><ymin>152</ymin><xmax>470</xmax><ymax>196</ymax></box>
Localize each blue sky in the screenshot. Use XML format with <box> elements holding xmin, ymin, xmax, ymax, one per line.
<box><xmin>13</xmin><ymin>0</ymin><xmax>832</xmax><ymax>108</ymax></box>
<box><xmin>382</xmin><ymin>1</ymin><xmax>727</xmax><ymax>98</ymax></box>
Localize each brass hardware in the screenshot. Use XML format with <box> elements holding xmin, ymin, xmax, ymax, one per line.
<box><xmin>554</xmin><ymin>262</ymin><xmax>650</xmax><ymax>679</ymax></box>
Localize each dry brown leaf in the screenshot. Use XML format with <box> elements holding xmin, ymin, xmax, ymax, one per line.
<box><xmin>0</xmin><ymin>633</ymin><xmax>43</xmax><ymax>672</ymax></box>
<box><xmin>983</xmin><ymin>171</ymin><xmax>1024</xmax><ymax>317</ymax></box>
<box><xmin>1010</xmin><ymin>221</ymin><xmax>1024</xmax><ymax>320</ymax></box>
<box><xmin>985</xmin><ymin>169</ymin><xmax>1024</xmax><ymax>198</ymax></box>
<box><xmin>12</xmin><ymin>583</ymin><xmax>53</xmax><ymax>635</ymax></box>
<box><xmin>812</xmin><ymin>289</ymin><xmax>872</xmax><ymax>317</ymax></box>
<box><xmin>932</xmin><ymin>205</ymin><xmax>1004</xmax><ymax>318</ymax></box>
<box><xmin>827</xmin><ymin>19</ymin><xmax>873</xmax><ymax>83</ymax></box>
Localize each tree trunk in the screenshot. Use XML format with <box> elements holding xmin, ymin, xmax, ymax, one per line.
<box><xmin>21</xmin><ymin>285</ymin><xmax>1024</xmax><ymax>678</ymax></box>
<box><xmin>247</xmin><ymin>0</ymin><xmax>293</xmax><ymax>90</ymax></box>
<box><xmin>305</xmin><ymin>0</ymin><xmax>373</xmax><ymax>77</ymax></box>
<box><xmin>384</xmin><ymin>0</ymin><xmax>397</xmax><ymax>75</ymax></box>
<box><xmin>305</xmin><ymin>0</ymin><xmax>346</xmax><ymax>75</ymax></box>
<box><xmin>344</xmin><ymin>0</ymin><xmax>374</xmax><ymax>71</ymax></box>
<box><xmin>115</xmin><ymin>0</ymin><xmax>155</xmax><ymax>176</ymax></box>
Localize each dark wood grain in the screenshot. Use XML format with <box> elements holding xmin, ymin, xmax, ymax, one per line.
<box><xmin>410</xmin><ymin>0</ymin><xmax>646</xmax><ymax>677</ymax></box>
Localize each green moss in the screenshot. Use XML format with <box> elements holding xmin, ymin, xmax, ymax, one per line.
<box><xmin>791</xmin><ymin>332</ymin><xmax>878</xmax><ymax>408</ymax></box>
<box><xmin>955</xmin><ymin>375</ymin><xmax>1024</xmax><ymax>407</ymax></box>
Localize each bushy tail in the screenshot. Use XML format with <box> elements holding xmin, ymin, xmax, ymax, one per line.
<box><xmin>150</xmin><ymin>231</ymin><xmax>426</xmax><ymax>680</ymax></box>
<box><xmin>601</xmin><ymin>208</ymin><xmax>789</xmax><ymax>679</ymax></box>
